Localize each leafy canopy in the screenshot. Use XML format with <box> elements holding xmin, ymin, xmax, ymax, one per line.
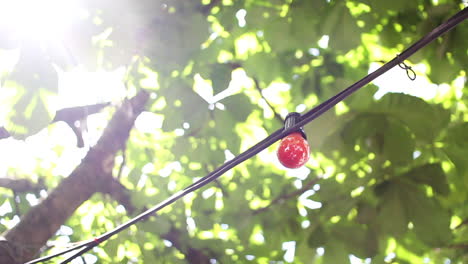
<box><xmin>0</xmin><ymin>0</ymin><xmax>467</xmax><ymax>263</ymax></box>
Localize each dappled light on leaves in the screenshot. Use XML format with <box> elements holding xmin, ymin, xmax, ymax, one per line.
<box><xmin>0</xmin><ymin>1</ymin><xmax>467</xmax><ymax>264</ymax></box>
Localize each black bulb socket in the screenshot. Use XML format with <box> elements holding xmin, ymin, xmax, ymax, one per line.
<box><xmin>284</xmin><ymin>112</ymin><xmax>307</xmax><ymax>139</ymax></box>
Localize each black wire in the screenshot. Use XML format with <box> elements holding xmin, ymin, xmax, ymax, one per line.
<box><xmin>26</xmin><ymin>6</ymin><xmax>468</xmax><ymax>264</ymax></box>
<box><xmin>25</xmin><ymin>239</ymin><xmax>96</xmax><ymax>264</ymax></box>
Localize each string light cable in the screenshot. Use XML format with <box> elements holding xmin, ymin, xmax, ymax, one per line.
<box><xmin>25</xmin><ymin>6</ymin><xmax>468</xmax><ymax>264</ymax></box>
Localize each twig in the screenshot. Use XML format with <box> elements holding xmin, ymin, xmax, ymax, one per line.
<box><xmin>163</xmin><ymin>226</ymin><xmax>214</xmax><ymax>263</ymax></box>
<box><xmin>253</xmin><ymin>78</ymin><xmax>284</xmax><ymax>124</ymax></box>
<box><xmin>443</xmin><ymin>244</ymin><xmax>468</xmax><ymax>249</ymax></box>
<box><xmin>214</xmin><ymin>180</ymin><xmax>229</xmax><ymax>198</ymax></box>
<box><xmin>254</xmin><ymin>176</ymin><xmax>322</xmax><ymax>215</ymax></box>
<box><xmin>454</xmin><ymin>218</ymin><xmax>468</xmax><ymax>229</ymax></box>
<box><xmin>184</xmin><ymin>125</ymin><xmax>203</xmax><ymax>138</ymax></box>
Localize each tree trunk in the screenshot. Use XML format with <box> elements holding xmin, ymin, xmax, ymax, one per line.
<box><xmin>0</xmin><ymin>90</ymin><xmax>149</xmax><ymax>263</ymax></box>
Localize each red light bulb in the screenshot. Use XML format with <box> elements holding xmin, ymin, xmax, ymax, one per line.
<box><xmin>277</xmin><ymin>132</ymin><xmax>310</xmax><ymax>169</ymax></box>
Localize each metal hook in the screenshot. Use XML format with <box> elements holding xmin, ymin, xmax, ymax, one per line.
<box><xmin>396</xmin><ymin>54</ymin><xmax>416</xmax><ymax>81</ymax></box>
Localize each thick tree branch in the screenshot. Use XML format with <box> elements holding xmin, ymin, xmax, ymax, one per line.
<box><xmin>0</xmin><ymin>90</ymin><xmax>149</xmax><ymax>264</ymax></box>
<box><xmin>0</xmin><ymin>178</ymin><xmax>42</xmax><ymax>193</ymax></box>
<box><xmin>53</xmin><ymin>102</ymin><xmax>111</xmax><ymax>148</ymax></box>
<box><xmin>0</xmin><ymin>240</ymin><xmax>16</xmax><ymax>264</ymax></box>
<box><xmin>52</xmin><ymin>102</ymin><xmax>111</xmax><ymax>124</ymax></box>
<box><xmin>0</xmin><ymin>103</ymin><xmax>111</xmax><ymax>145</ymax></box>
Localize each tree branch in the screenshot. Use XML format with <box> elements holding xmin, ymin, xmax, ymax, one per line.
<box><xmin>163</xmin><ymin>226</ymin><xmax>214</xmax><ymax>263</ymax></box>
<box><xmin>209</xmin><ymin>61</ymin><xmax>284</xmax><ymax>125</ymax></box>
<box><xmin>0</xmin><ymin>103</ymin><xmax>111</xmax><ymax>145</ymax></box>
<box><xmin>252</xmin><ymin>78</ymin><xmax>284</xmax><ymax>124</ymax></box>
<box><xmin>443</xmin><ymin>244</ymin><xmax>468</xmax><ymax>249</ymax></box>
<box><xmin>0</xmin><ymin>90</ymin><xmax>149</xmax><ymax>263</ymax></box>
<box><xmin>100</xmin><ymin>176</ymin><xmax>135</xmax><ymax>214</ymax></box>
<box><xmin>53</xmin><ymin>102</ymin><xmax>111</xmax><ymax>148</ymax></box>
<box><xmin>52</xmin><ymin>102</ymin><xmax>111</xmax><ymax>124</ymax></box>
<box><xmin>254</xmin><ymin>176</ymin><xmax>322</xmax><ymax>215</ymax></box>
<box><xmin>0</xmin><ymin>178</ymin><xmax>42</xmax><ymax>193</ymax></box>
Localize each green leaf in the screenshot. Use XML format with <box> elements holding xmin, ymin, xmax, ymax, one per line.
<box><xmin>307</xmin><ymin>225</ymin><xmax>327</xmax><ymax>248</ymax></box>
<box><xmin>263</xmin><ymin>18</ymin><xmax>292</xmax><ymax>52</ymax></box>
<box><xmin>217</xmin><ymin>1</ymin><xmax>243</xmax><ymax>31</ymax></box>
<box><xmin>321</xmin><ymin>3</ymin><xmax>362</xmax><ymax>52</ymax></box>
<box><xmin>363</xmin><ymin>0</ymin><xmax>418</xmax><ymax>14</ymax></box>
<box><xmin>214</xmin><ymin>108</ymin><xmax>241</xmax><ymax>153</ymax></box>
<box><xmin>320</xmin><ymin>197</ymin><xmax>356</xmax><ymax>220</ymax></box>
<box><xmin>246</xmin><ymin>5</ymin><xmax>270</xmax><ymax>29</ymax></box>
<box><xmin>383</xmin><ymin>119</ymin><xmax>414</xmax><ymax>165</ymax></box>
<box><xmin>443</xmin><ymin>122</ymin><xmax>468</xmax><ymax>176</ymax></box>
<box><xmin>332</xmin><ymin>222</ymin><xmax>379</xmax><ymax>258</ymax></box>
<box><xmin>161</xmin><ymin>79</ymin><xmax>209</xmax><ymax>132</ymax></box>
<box><xmin>5</xmin><ymin>88</ymin><xmax>54</xmax><ymax>139</ymax></box>
<box><xmin>10</xmin><ymin>43</ymin><xmax>58</xmax><ymax>93</ymax></box>
<box><xmin>323</xmin><ymin>239</ymin><xmax>350</xmax><ymax>264</ymax></box>
<box><xmin>346</xmin><ymin>84</ymin><xmax>379</xmax><ymax>111</ymax></box>
<box><xmin>427</xmin><ymin>49</ymin><xmax>461</xmax><ymax>84</ymax></box>
<box><xmin>243</xmin><ymin>52</ymin><xmax>281</xmax><ymax>84</ymax></box>
<box><xmin>140</xmin><ymin>217</ymin><xmax>172</xmax><ymax>236</ymax></box>
<box><xmin>288</xmin><ymin>1</ymin><xmax>323</xmax><ymax>49</ymax></box>
<box><xmin>141</xmin><ymin>11</ymin><xmax>209</xmax><ymax>71</ymax></box>
<box><xmin>400</xmin><ymin>183</ymin><xmax>453</xmax><ymax>247</ymax></box>
<box><xmin>105</xmin><ymin>236</ymin><xmax>122</xmax><ymax>258</ymax></box>
<box><xmin>3</xmin><ymin>43</ymin><xmax>57</xmax><ymax>138</ymax></box>
<box><xmin>372</xmin><ymin>93</ymin><xmax>450</xmax><ymax>142</ymax></box>
<box><xmin>405</xmin><ymin>163</ymin><xmax>450</xmax><ymax>196</ymax></box>
<box><xmin>444</xmin><ymin>145</ymin><xmax>468</xmax><ymax>179</ymax></box>
<box><xmin>444</xmin><ymin>122</ymin><xmax>468</xmax><ymax>147</ymax></box>
<box><xmin>337</xmin><ymin>113</ymin><xmax>388</xmax><ymax>158</ymax></box>
<box><xmin>192</xmin><ymin>192</ymin><xmax>216</xmax><ymax>230</ymax></box>
<box><xmin>219</xmin><ymin>94</ymin><xmax>253</xmax><ymax>122</ymax></box>
<box><xmin>376</xmin><ymin>182</ymin><xmax>408</xmax><ymax>237</ymax></box>
<box><xmin>296</xmin><ymin>240</ymin><xmax>317</xmax><ymax>263</ymax></box>
<box><xmin>304</xmin><ymin>110</ymin><xmax>342</xmax><ymax>151</ymax></box>
<box><xmin>217</xmin><ymin>5</ymin><xmax>238</xmax><ymax>31</ymax></box>
<box><xmin>210</xmin><ymin>64</ymin><xmax>232</xmax><ymax>94</ymax></box>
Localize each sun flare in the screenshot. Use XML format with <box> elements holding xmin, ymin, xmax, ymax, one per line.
<box><xmin>0</xmin><ymin>0</ymin><xmax>82</xmax><ymax>41</ymax></box>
